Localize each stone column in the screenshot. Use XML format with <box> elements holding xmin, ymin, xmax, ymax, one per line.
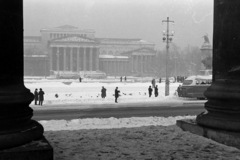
<box><xmin>70</xmin><ymin>47</ymin><xmax>73</xmax><ymax>71</ymax></box>
<box><xmin>57</xmin><ymin>47</ymin><xmax>60</xmax><ymax>72</ymax></box>
<box><xmin>77</xmin><ymin>47</ymin><xmax>79</xmax><ymax>72</ymax></box>
<box><xmin>96</xmin><ymin>47</ymin><xmax>99</xmax><ymax>71</ymax></box>
<box><xmin>83</xmin><ymin>47</ymin><xmax>86</xmax><ymax>71</ymax></box>
<box><xmin>0</xmin><ymin>1</ymin><xmax>44</xmax><ymax>150</ymax></box>
<box><xmin>131</xmin><ymin>55</ymin><xmax>134</xmax><ymax>72</ymax></box>
<box><xmin>64</xmin><ymin>47</ymin><xmax>66</xmax><ymax>71</ymax></box>
<box><xmin>136</xmin><ymin>55</ymin><xmax>139</xmax><ymax>73</ymax></box>
<box><xmin>49</xmin><ymin>47</ymin><xmax>52</xmax><ymax>71</ymax></box>
<box><xmin>196</xmin><ymin>0</ymin><xmax>240</xmax><ymax>131</ymax></box>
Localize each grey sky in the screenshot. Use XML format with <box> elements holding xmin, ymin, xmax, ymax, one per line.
<box><xmin>24</xmin><ymin>0</ymin><xmax>213</xmax><ymax>50</ymax></box>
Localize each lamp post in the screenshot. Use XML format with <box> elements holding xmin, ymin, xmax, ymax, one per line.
<box><xmin>162</xmin><ymin>17</ymin><xmax>174</xmax><ymax>96</ymax></box>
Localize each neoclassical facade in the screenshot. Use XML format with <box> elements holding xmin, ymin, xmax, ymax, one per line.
<box><xmin>24</xmin><ymin>25</ymin><xmax>157</xmax><ymax>76</ymax></box>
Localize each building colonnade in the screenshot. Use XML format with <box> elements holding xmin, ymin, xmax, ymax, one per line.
<box><xmin>49</xmin><ymin>46</ymin><xmax>99</xmax><ymax>72</ymax></box>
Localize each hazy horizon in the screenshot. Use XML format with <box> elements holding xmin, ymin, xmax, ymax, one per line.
<box><xmin>24</xmin><ymin>0</ymin><xmax>213</xmax><ymax>50</ymax></box>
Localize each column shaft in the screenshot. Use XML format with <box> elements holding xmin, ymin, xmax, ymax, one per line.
<box><xmin>196</xmin><ymin>0</ymin><xmax>240</xmax><ymax>131</ymax></box>
<box><xmin>57</xmin><ymin>47</ymin><xmax>60</xmax><ymax>72</ymax></box>
<box><xmin>64</xmin><ymin>47</ymin><xmax>66</xmax><ymax>71</ymax></box>
<box><xmin>77</xmin><ymin>47</ymin><xmax>79</xmax><ymax>72</ymax></box>
<box><xmin>89</xmin><ymin>47</ymin><xmax>93</xmax><ymax>71</ymax></box>
<box><xmin>96</xmin><ymin>47</ymin><xmax>99</xmax><ymax>71</ymax></box>
<box><xmin>83</xmin><ymin>47</ymin><xmax>86</xmax><ymax>71</ymax></box>
<box><xmin>70</xmin><ymin>47</ymin><xmax>73</xmax><ymax>71</ymax></box>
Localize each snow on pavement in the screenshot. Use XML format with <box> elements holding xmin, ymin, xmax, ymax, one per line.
<box><xmin>37</xmin><ymin>116</ymin><xmax>240</xmax><ymax>160</ymax></box>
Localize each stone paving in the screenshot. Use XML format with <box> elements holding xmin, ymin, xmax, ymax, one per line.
<box><xmin>45</xmin><ymin>125</ymin><xmax>240</xmax><ymax>160</ymax></box>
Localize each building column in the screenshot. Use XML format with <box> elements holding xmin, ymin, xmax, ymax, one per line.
<box><xmin>131</xmin><ymin>55</ymin><xmax>134</xmax><ymax>72</ymax></box>
<box><xmin>57</xmin><ymin>47</ymin><xmax>60</xmax><ymax>72</ymax></box>
<box><xmin>63</xmin><ymin>47</ymin><xmax>66</xmax><ymax>71</ymax></box>
<box><xmin>83</xmin><ymin>47</ymin><xmax>86</xmax><ymax>71</ymax></box>
<box><xmin>49</xmin><ymin>47</ymin><xmax>52</xmax><ymax>71</ymax></box>
<box><xmin>136</xmin><ymin>55</ymin><xmax>139</xmax><ymax>73</ymax></box>
<box><xmin>96</xmin><ymin>47</ymin><xmax>99</xmax><ymax>71</ymax></box>
<box><xmin>70</xmin><ymin>47</ymin><xmax>73</xmax><ymax>71</ymax></box>
<box><xmin>0</xmin><ymin>1</ymin><xmax>44</xmax><ymax>150</ymax></box>
<box><xmin>77</xmin><ymin>47</ymin><xmax>79</xmax><ymax>72</ymax></box>
<box><xmin>196</xmin><ymin>0</ymin><xmax>240</xmax><ymax>131</ymax></box>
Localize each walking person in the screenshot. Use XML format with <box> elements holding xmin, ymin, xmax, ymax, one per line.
<box><xmin>120</xmin><ymin>76</ymin><xmax>122</xmax><ymax>82</ymax></box>
<box><xmin>159</xmin><ymin>78</ymin><xmax>161</xmax><ymax>83</ymax></box>
<box><xmin>79</xmin><ymin>76</ymin><xmax>82</xmax><ymax>82</ymax></box>
<box><xmin>124</xmin><ymin>76</ymin><xmax>127</xmax><ymax>82</ymax></box>
<box><xmin>38</xmin><ymin>88</ymin><xmax>45</xmax><ymax>106</ymax></box>
<box><xmin>148</xmin><ymin>86</ymin><xmax>153</xmax><ymax>97</ymax></box>
<box><xmin>155</xmin><ymin>85</ymin><xmax>159</xmax><ymax>97</ymax></box>
<box><xmin>34</xmin><ymin>88</ymin><xmax>39</xmax><ymax>105</ymax></box>
<box><xmin>114</xmin><ymin>87</ymin><xmax>120</xmax><ymax>103</ymax></box>
<box><xmin>101</xmin><ymin>86</ymin><xmax>107</xmax><ymax>99</ymax></box>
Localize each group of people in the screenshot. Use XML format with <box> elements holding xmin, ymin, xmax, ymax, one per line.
<box><xmin>120</xmin><ymin>76</ymin><xmax>127</xmax><ymax>82</ymax></box>
<box><xmin>34</xmin><ymin>88</ymin><xmax>45</xmax><ymax>105</ymax></box>
<box><xmin>148</xmin><ymin>79</ymin><xmax>159</xmax><ymax>97</ymax></box>
<box><xmin>101</xmin><ymin>86</ymin><xmax>120</xmax><ymax>103</ymax></box>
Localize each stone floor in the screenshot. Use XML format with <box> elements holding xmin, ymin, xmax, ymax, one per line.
<box><xmin>44</xmin><ymin>125</ymin><xmax>240</xmax><ymax>160</ymax></box>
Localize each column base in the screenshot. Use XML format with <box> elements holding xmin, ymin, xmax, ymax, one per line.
<box><xmin>196</xmin><ymin>111</ymin><xmax>240</xmax><ymax>131</ymax></box>
<box><xmin>0</xmin><ymin>120</ymin><xmax>44</xmax><ymax>150</ymax></box>
<box><xmin>196</xmin><ymin>79</ymin><xmax>240</xmax><ymax>131</ymax></box>
<box><xmin>0</xmin><ymin>135</ymin><xmax>53</xmax><ymax>160</ymax></box>
<box><xmin>177</xmin><ymin>119</ymin><xmax>240</xmax><ymax>149</ymax></box>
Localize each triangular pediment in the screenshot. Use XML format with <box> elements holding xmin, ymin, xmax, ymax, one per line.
<box><xmin>52</xmin><ymin>36</ymin><xmax>96</xmax><ymax>43</ymax></box>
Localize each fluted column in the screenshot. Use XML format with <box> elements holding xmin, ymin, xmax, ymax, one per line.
<box><xmin>131</xmin><ymin>55</ymin><xmax>134</xmax><ymax>72</ymax></box>
<box><xmin>91</xmin><ymin>47</ymin><xmax>94</xmax><ymax>71</ymax></box>
<box><xmin>49</xmin><ymin>47</ymin><xmax>52</xmax><ymax>71</ymax></box>
<box><xmin>0</xmin><ymin>1</ymin><xmax>44</xmax><ymax>149</ymax></box>
<box><xmin>57</xmin><ymin>47</ymin><xmax>60</xmax><ymax>72</ymax></box>
<box><xmin>70</xmin><ymin>47</ymin><xmax>73</xmax><ymax>71</ymax></box>
<box><xmin>96</xmin><ymin>47</ymin><xmax>99</xmax><ymax>70</ymax></box>
<box><xmin>83</xmin><ymin>47</ymin><xmax>86</xmax><ymax>71</ymax></box>
<box><xmin>77</xmin><ymin>47</ymin><xmax>79</xmax><ymax>72</ymax></box>
<box><xmin>63</xmin><ymin>47</ymin><xmax>66</xmax><ymax>71</ymax></box>
<box><xmin>196</xmin><ymin>0</ymin><xmax>240</xmax><ymax>131</ymax></box>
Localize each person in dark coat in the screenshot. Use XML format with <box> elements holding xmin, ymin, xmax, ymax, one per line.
<box><xmin>79</xmin><ymin>76</ymin><xmax>82</xmax><ymax>82</ymax></box>
<box><xmin>124</xmin><ymin>76</ymin><xmax>127</xmax><ymax>82</ymax></box>
<box><xmin>120</xmin><ymin>76</ymin><xmax>122</xmax><ymax>82</ymax></box>
<box><xmin>177</xmin><ymin>85</ymin><xmax>182</xmax><ymax>97</ymax></box>
<box><xmin>159</xmin><ymin>78</ymin><xmax>161</xmax><ymax>83</ymax></box>
<box><xmin>38</xmin><ymin>88</ymin><xmax>45</xmax><ymax>106</ymax></box>
<box><xmin>114</xmin><ymin>87</ymin><xmax>120</xmax><ymax>103</ymax></box>
<box><xmin>148</xmin><ymin>86</ymin><xmax>153</xmax><ymax>97</ymax></box>
<box><xmin>154</xmin><ymin>85</ymin><xmax>159</xmax><ymax>97</ymax></box>
<box><xmin>101</xmin><ymin>86</ymin><xmax>107</xmax><ymax>99</ymax></box>
<box><xmin>34</xmin><ymin>88</ymin><xmax>39</xmax><ymax>105</ymax></box>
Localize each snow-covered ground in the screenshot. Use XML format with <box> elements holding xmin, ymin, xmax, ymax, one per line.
<box><xmin>37</xmin><ymin>116</ymin><xmax>240</xmax><ymax>160</ymax></box>
<box><xmin>23</xmin><ymin>78</ymin><xmax>240</xmax><ymax>159</ymax></box>
<box><xmin>25</xmin><ymin>78</ymin><xmax>184</xmax><ymax>108</ymax></box>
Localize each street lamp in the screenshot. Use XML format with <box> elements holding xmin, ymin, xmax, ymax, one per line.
<box><xmin>162</xmin><ymin>17</ymin><xmax>174</xmax><ymax>96</ymax></box>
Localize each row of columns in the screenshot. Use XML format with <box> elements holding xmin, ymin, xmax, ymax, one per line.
<box><xmin>49</xmin><ymin>46</ymin><xmax>99</xmax><ymax>72</ymax></box>
<box><xmin>101</xmin><ymin>60</ymin><xmax>129</xmax><ymax>75</ymax></box>
<box><xmin>131</xmin><ymin>55</ymin><xmax>155</xmax><ymax>73</ymax></box>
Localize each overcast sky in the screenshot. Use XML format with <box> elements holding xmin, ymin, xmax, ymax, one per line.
<box><xmin>24</xmin><ymin>0</ymin><xmax>213</xmax><ymax>50</ymax></box>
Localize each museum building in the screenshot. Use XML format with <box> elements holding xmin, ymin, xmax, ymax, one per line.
<box><xmin>24</xmin><ymin>25</ymin><xmax>158</xmax><ymax>76</ymax></box>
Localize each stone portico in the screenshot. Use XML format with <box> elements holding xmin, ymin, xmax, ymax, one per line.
<box><xmin>49</xmin><ymin>36</ymin><xmax>100</xmax><ymax>72</ymax></box>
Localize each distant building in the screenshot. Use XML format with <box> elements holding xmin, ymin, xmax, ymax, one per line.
<box><xmin>24</xmin><ymin>25</ymin><xmax>157</xmax><ymax>76</ymax></box>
